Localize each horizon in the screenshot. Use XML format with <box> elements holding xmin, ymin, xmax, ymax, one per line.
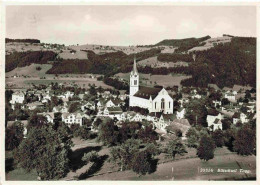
<box><xmin>6</xmin><ymin>6</ymin><xmax>256</xmax><ymax>46</ymax></box>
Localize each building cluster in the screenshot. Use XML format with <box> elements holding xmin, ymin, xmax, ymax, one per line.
<box><xmin>7</xmin><ymin>58</ymin><xmax>256</xmax><ymax>140</ymax></box>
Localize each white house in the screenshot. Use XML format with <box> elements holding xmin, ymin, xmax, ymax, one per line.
<box><xmin>62</xmin><ymin>112</ymin><xmax>84</xmax><ymax>126</ymax></box>
<box><xmin>224</xmin><ymin>92</ymin><xmax>236</xmax><ymax>102</ymax></box>
<box><xmin>176</xmin><ymin>108</ymin><xmax>186</xmax><ymax>120</ymax></box>
<box><xmin>10</xmin><ymin>91</ymin><xmax>25</xmax><ymax>105</ymax></box>
<box><xmin>64</xmin><ymin>91</ymin><xmax>74</xmax><ymax>99</ymax></box>
<box><xmin>207</xmin><ymin>113</ymin><xmax>223</xmax><ymax>131</ymax></box>
<box><xmin>232</xmin><ymin>112</ymin><xmax>249</xmax><ymax>124</ymax></box>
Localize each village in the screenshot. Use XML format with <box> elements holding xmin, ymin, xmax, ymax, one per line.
<box><xmin>6</xmin><ymin>59</ymin><xmax>256</xmax><ymax>141</ymax></box>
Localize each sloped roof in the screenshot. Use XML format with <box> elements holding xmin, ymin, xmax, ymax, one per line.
<box><xmin>107</xmin><ymin>106</ymin><xmax>123</xmax><ymax>112</ymax></box>
<box><xmin>172</xmin><ymin>118</ymin><xmax>191</xmax><ymax>127</ymax></box>
<box><xmin>213</xmin><ymin>118</ymin><xmax>222</xmax><ymax>124</ymax></box>
<box><xmin>134</xmin><ymin>86</ymin><xmax>162</xmax><ymax>100</ymax></box>
<box><xmin>37</xmin><ymin>112</ymin><xmax>55</xmax><ymax>119</ymax></box>
<box><xmin>27</xmin><ymin>101</ymin><xmax>44</xmax><ymax>107</ymax></box>
<box><xmin>7</xmin><ymin>120</ymin><xmax>28</xmax><ymax>128</ymax></box>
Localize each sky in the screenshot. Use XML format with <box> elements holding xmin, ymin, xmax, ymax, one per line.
<box><xmin>6</xmin><ymin>6</ymin><xmax>257</xmax><ymax>46</ymax></box>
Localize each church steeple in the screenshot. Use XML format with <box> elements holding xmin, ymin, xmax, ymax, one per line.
<box><xmin>129</xmin><ymin>54</ymin><xmax>139</xmax><ymax>96</ymax></box>
<box><xmin>131</xmin><ymin>53</ymin><xmax>138</xmax><ymax>75</ymax></box>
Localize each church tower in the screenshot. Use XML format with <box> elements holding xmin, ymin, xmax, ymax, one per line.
<box><xmin>129</xmin><ymin>55</ymin><xmax>139</xmax><ymax>96</ymax></box>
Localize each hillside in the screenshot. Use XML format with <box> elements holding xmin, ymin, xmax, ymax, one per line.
<box><xmin>6</xmin><ymin>64</ymin><xmax>53</xmax><ymax>78</ymax></box>
<box><xmin>5</xmin><ymin>35</ymin><xmax>256</xmax><ymax>88</ymax></box>
<box><xmin>154</xmin><ymin>35</ymin><xmax>211</xmax><ymax>52</ymax></box>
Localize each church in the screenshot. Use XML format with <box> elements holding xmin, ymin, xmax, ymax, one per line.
<box><xmin>129</xmin><ymin>57</ymin><xmax>174</xmax><ymax>114</ymax></box>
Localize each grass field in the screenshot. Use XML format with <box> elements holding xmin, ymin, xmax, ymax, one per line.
<box><xmin>116</xmin><ymin>72</ymin><xmax>191</xmax><ymax>87</ymax></box>
<box><xmin>6</xmin><ymin>64</ymin><xmax>113</xmax><ymax>89</ymax></box>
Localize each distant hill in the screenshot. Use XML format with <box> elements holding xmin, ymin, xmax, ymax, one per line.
<box><xmin>154</xmin><ymin>35</ymin><xmax>211</xmax><ymax>52</ymax></box>
<box><xmin>5</xmin><ymin>38</ymin><xmax>40</xmax><ymax>44</ymax></box>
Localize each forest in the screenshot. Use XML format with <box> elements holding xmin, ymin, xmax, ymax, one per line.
<box><xmin>181</xmin><ymin>37</ymin><xmax>256</xmax><ymax>88</ymax></box>
<box><xmin>5</xmin><ymin>38</ymin><xmax>41</xmax><ymax>44</ymax></box>
<box><xmin>6</xmin><ymin>51</ymin><xmax>57</xmax><ymax>72</ymax></box>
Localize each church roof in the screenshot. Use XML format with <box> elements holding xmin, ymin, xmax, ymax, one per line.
<box><xmin>134</xmin><ymin>86</ymin><xmax>162</xmax><ymax>100</ymax></box>
<box><xmin>131</xmin><ymin>55</ymin><xmax>138</xmax><ymax>75</ymax></box>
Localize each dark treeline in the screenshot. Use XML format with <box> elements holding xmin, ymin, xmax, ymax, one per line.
<box><xmin>181</xmin><ymin>37</ymin><xmax>256</xmax><ymax>88</ymax></box>
<box><xmin>121</xmin><ymin>65</ymin><xmax>191</xmax><ymax>75</ymax></box>
<box><xmin>6</xmin><ymin>51</ymin><xmax>57</xmax><ymax>72</ymax></box>
<box><xmin>103</xmin><ymin>77</ymin><xmax>129</xmax><ymax>90</ymax></box>
<box><xmin>48</xmin><ymin>48</ymin><xmax>161</xmax><ymax>76</ymax></box>
<box><xmin>6</xmin><ymin>38</ymin><xmax>40</xmax><ymax>44</ymax></box>
<box><xmin>154</xmin><ymin>35</ymin><xmax>210</xmax><ymax>53</ymax></box>
<box><xmin>157</xmin><ymin>53</ymin><xmax>194</xmax><ymax>63</ymax></box>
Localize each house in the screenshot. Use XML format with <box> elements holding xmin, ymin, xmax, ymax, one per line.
<box><xmin>64</xmin><ymin>91</ymin><xmax>74</xmax><ymax>99</ymax></box>
<box><xmin>207</xmin><ymin>113</ymin><xmax>223</xmax><ymax>131</ymax></box>
<box><xmin>104</xmin><ymin>106</ymin><xmax>123</xmax><ymax>116</ymax></box>
<box><xmin>27</xmin><ymin>101</ymin><xmax>44</xmax><ymax>110</ymax></box>
<box><xmin>97</xmin><ymin>98</ymin><xmax>106</xmax><ymax>109</ymax></box>
<box><xmin>232</xmin><ymin>112</ymin><xmax>249</xmax><ymax>124</ymax></box>
<box><xmin>208</xmin><ymin>118</ymin><xmax>223</xmax><ymax>131</ymax></box>
<box><xmin>213</xmin><ymin>100</ymin><xmax>222</xmax><ymax>107</ymax></box>
<box><xmin>53</xmin><ymin>106</ymin><xmax>68</xmax><ymax>113</ymax></box>
<box><xmin>81</xmin><ymin>101</ymin><xmax>95</xmax><ymax>111</ymax></box>
<box><xmin>154</xmin><ymin>114</ymin><xmax>175</xmax><ymax>132</ymax></box>
<box><xmin>61</xmin><ymin>112</ymin><xmax>85</xmax><ymax>126</ymax></box>
<box><xmin>105</xmin><ymin>99</ymin><xmax>116</xmax><ymax>108</ymax></box>
<box><xmin>191</xmin><ymin>94</ymin><xmax>202</xmax><ymax>99</ymax></box>
<box><xmin>131</xmin><ymin>113</ymin><xmax>143</xmax><ymax>122</ymax></box>
<box><xmin>37</xmin><ymin>112</ymin><xmax>55</xmax><ymax>123</ymax></box>
<box><xmin>176</xmin><ymin>108</ymin><xmax>186</xmax><ymax>120</ymax></box>
<box><xmin>224</xmin><ymin>92</ymin><xmax>236</xmax><ymax>102</ymax></box>
<box><xmin>7</xmin><ymin>120</ymin><xmax>28</xmax><ymax>138</ymax></box>
<box><xmin>10</xmin><ymin>91</ymin><xmax>25</xmax><ymax>105</ymax></box>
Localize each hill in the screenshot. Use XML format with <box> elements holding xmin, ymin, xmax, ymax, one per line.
<box><xmin>154</xmin><ymin>35</ymin><xmax>211</xmax><ymax>52</ymax></box>
<box><xmin>6</xmin><ymin>64</ymin><xmax>53</xmax><ymax>78</ymax></box>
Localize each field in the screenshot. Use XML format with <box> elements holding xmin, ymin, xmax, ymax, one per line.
<box><xmin>116</xmin><ymin>72</ymin><xmax>191</xmax><ymax>87</ymax></box>
<box><xmin>138</xmin><ymin>56</ymin><xmax>189</xmax><ymax>68</ymax></box>
<box><xmin>6</xmin><ymin>137</ymin><xmax>256</xmax><ymax>181</ymax></box>
<box><xmin>188</xmin><ymin>36</ymin><xmax>232</xmax><ymax>53</ymax></box>
<box><xmin>6</xmin><ymin>64</ymin><xmax>113</xmax><ymax>89</ymax></box>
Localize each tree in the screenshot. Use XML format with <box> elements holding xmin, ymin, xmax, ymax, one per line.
<box><xmin>221</xmin><ymin>98</ymin><xmax>230</xmax><ymax>106</ymax></box>
<box><xmin>97</xmin><ymin>120</ymin><xmax>120</xmax><ymax>146</ymax></box>
<box><xmin>186</xmin><ymin>127</ymin><xmax>200</xmax><ymax>148</ymax></box>
<box><xmin>5</xmin><ymin>121</ymin><xmax>24</xmax><ymax>150</ymax></box>
<box><xmin>27</xmin><ymin>114</ymin><xmax>48</xmax><ymax>131</ymax></box>
<box><xmin>82</xmin><ymin>151</ymin><xmax>99</xmax><ymax>164</ymax></box>
<box><xmin>137</xmin><ymin>125</ymin><xmax>158</xmax><ymax>143</ymax></box>
<box><xmin>212</xmin><ymin>129</ymin><xmax>224</xmax><ymax>147</ymax></box>
<box><xmin>165</xmin><ymin>138</ymin><xmax>187</xmax><ymax>159</ymax></box>
<box><xmin>185</xmin><ymin>99</ymin><xmax>208</xmax><ymax>127</ymax></box>
<box><xmin>68</xmin><ymin>102</ymin><xmax>80</xmax><ymax>113</ymax></box>
<box><xmin>109</xmin><ymin>139</ymin><xmax>141</xmax><ymax>171</ymax></box>
<box><xmin>93</xmin><ymin>118</ymin><xmax>102</xmax><ymax>130</ymax></box>
<box><xmin>132</xmin><ymin>150</ymin><xmax>152</xmax><ymax>175</ymax></box>
<box><xmin>14</xmin><ymin>124</ymin><xmax>73</xmax><ymax>180</ymax></box>
<box><xmin>233</xmin><ymin>124</ymin><xmax>256</xmax><ymax>155</ymax></box>
<box><xmin>119</xmin><ymin>121</ymin><xmax>141</xmax><ymax>143</ymax></box>
<box><xmin>197</xmin><ymin>135</ymin><xmax>216</xmax><ymax>161</ymax></box>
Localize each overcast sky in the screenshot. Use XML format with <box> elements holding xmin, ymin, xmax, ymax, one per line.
<box><xmin>6</xmin><ymin>6</ymin><xmax>256</xmax><ymax>46</ymax></box>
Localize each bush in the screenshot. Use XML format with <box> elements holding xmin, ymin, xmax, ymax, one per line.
<box><xmin>197</xmin><ymin>135</ymin><xmax>216</xmax><ymax>161</ymax></box>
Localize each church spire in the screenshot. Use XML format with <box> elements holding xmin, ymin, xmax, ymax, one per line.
<box><xmin>132</xmin><ymin>54</ymin><xmax>138</xmax><ymax>75</ymax></box>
